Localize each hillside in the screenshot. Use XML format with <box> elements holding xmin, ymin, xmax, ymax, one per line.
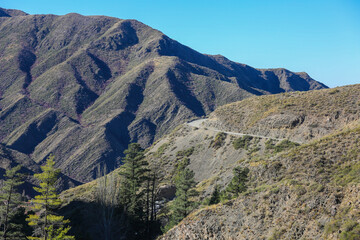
<box><xmin>0</xmin><ymin>143</ymin><xmax>81</xmax><ymax>196</ymax></box>
<box><xmin>207</xmin><ymin>84</ymin><xmax>360</xmax><ymax>143</ymax></box>
<box><xmin>156</xmin><ymin>85</ymin><xmax>360</xmax><ymax>239</ymax></box>
<box><xmin>60</xmin><ymin>84</ymin><xmax>360</xmax><ymax>239</ymax></box>
<box><xmin>161</xmin><ymin>123</ymin><xmax>360</xmax><ymax>239</ymax></box>
<box><xmin>0</xmin><ymin>8</ymin><xmax>326</xmax><ymax>184</ymax></box>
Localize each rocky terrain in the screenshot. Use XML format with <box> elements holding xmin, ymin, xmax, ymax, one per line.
<box><xmin>160</xmin><ymin>123</ymin><xmax>360</xmax><ymax>239</ymax></box>
<box><xmin>207</xmin><ymin>85</ymin><xmax>360</xmax><ymax>143</ymax></box>
<box><xmin>61</xmin><ymin>84</ymin><xmax>360</xmax><ymax>239</ymax></box>
<box><xmin>0</xmin><ymin>8</ymin><xmax>326</xmax><ymax>184</ymax></box>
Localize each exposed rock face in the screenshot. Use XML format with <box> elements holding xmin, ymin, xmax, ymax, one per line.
<box><xmin>161</xmin><ymin>185</ymin><xmax>360</xmax><ymax>240</ymax></box>
<box><xmin>0</xmin><ymin>8</ymin><xmax>326</xmax><ymax>183</ymax></box>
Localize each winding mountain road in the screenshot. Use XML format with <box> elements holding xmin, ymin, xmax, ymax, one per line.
<box><xmin>186</xmin><ymin>119</ymin><xmax>303</xmax><ymax>144</ymax></box>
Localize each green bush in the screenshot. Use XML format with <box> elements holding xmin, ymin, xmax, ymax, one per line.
<box><xmin>210</xmin><ymin>132</ymin><xmax>227</xmax><ymax>149</ymax></box>
<box><xmin>339</xmin><ymin>221</ymin><xmax>360</xmax><ymax>240</ymax></box>
<box><xmin>273</xmin><ymin>140</ymin><xmax>299</xmax><ymax>153</ymax></box>
<box><xmin>233</xmin><ymin>135</ymin><xmax>253</xmax><ymax>150</ymax></box>
<box><xmin>176</xmin><ymin>147</ymin><xmax>195</xmax><ymax>158</ymax></box>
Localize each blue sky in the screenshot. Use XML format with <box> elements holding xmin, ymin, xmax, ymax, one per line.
<box><xmin>2</xmin><ymin>0</ymin><xmax>360</xmax><ymax>87</ymax></box>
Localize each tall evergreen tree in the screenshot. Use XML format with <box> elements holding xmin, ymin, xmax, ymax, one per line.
<box><xmin>26</xmin><ymin>154</ymin><xmax>74</xmax><ymax>240</ymax></box>
<box><xmin>208</xmin><ymin>185</ymin><xmax>221</xmax><ymax>205</ymax></box>
<box><xmin>165</xmin><ymin>167</ymin><xmax>197</xmax><ymax>231</ymax></box>
<box><xmin>119</xmin><ymin>143</ymin><xmax>149</xmax><ymax>220</ymax></box>
<box><xmin>225</xmin><ymin>166</ymin><xmax>249</xmax><ymax>197</ymax></box>
<box><xmin>0</xmin><ymin>165</ymin><xmax>25</xmax><ymax>240</ymax></box>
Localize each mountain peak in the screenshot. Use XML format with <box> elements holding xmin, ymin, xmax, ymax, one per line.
<box><xmin>0</xmin><ymin>7</ymin><xmax>28</xmax><ymax>17</ymax></box>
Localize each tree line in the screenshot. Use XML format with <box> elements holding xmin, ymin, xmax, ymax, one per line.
<box><xmin>1</xmin><ymin>142</ymin><xmax>248</xmax><ymax>239</ymax></box>
<box><xmin>0</xmin><ymin>155</ymin><xmax>73</xmax><ymax>240</ymax></box>
<box><xmin>94</xmin><ymin>143</ymin><xmax>198</xmax><ymax>239</ymax></box>
<box><xmin>0</xmin><ymin>143</ymin><xmax>198</xmax><ymax>240</ymax></box>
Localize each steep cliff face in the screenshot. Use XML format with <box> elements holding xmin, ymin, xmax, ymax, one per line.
<box><xmin>0</xmin><ymin>9</ymin><xmax>326</xmax><ymax>183</ymax></box>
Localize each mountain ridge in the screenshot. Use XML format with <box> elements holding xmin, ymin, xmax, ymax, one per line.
<box><xmin>0</xmin><ymin>8</ymin><xmax>327</xmax><ymax>184</ymax></box>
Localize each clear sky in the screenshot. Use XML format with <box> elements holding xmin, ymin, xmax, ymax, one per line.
<box><xmin>2</xmin><ymin>0</ymin><xmax>360</xmax><ymax>87</ymax></box>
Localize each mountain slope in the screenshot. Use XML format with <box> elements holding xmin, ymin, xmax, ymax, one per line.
<box><xmin>59</xmin><ymin>84</ymin><xmax>360</xmax><ymax>240</ymax></box>
<box><xmin>207</xmin><ymin>84</ymin><xmax>360</xmax><ymax>143</ymax></box>
<box><xmin>0</xmin><ymin>9</ymin><xmax>326</xmax><ymax>183</ymax></box>
<box><xmin>160</xmin><ymin>123</ymin><xmax>360</xmax><ymax>240</ymax></box>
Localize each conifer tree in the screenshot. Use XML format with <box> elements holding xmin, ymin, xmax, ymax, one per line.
<box><xmin>208</xmin><ymin>185</ymin><xmax>221</xmax><ymax>205</ymax></box>
<box><xmin>119</xmin><ymin>143</ymin><xmax>149</xmax><ymax>219</ymax></box>
<box><xmin>165</xmin><ymin>167</ymin><xmax>197</xmax><ymax>231</ymax></box>
<box><xmin>225</xmin><ymin>166</ymin><xmax>249</xmax><ymax>197</ymax></box>
<box><xmin>26</xmin><ymin>154</ymin><xmax>74</xmax><ymax>240</ymax></box>
<box><xmin>0</xmin><ymin>165</ymin><xmax>25</xmax><ymax>240</ymax></box>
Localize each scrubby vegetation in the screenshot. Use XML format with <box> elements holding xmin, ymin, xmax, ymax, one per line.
<box><xmin>209</xmin><ymin>132</ymin><xmax>227</xmax><ymax>149</ymax></box>
<box><xmin>175</xmin><ymin>147</ymin><xmax>194</xmax><ymax>158</ymax></box>
<box><xmin>266</xmin><ymin>139</ymin><xmax>300</xmax><ymax>153</ymax></box>
<box><xmin>213</xmin><ymin>85</ymin><xmax>360</xmax><ymax>145</ymax></box>
<box><xmin>233</xmin><ymin>135</ymin><xmax>253</xmax><ymax>150</ymax></box>
<box><xmin>204</xmin><ymin>166</ymin><xmax>250</xmax><ymax>205</ymax></box>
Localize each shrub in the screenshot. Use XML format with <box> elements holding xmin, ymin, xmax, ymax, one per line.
<box><xmin>233</xmin><ymin>135</ymin><xmax>253</xmax><ymax>150</ymax></box>
<box><xmin>273</xmin><ymin>140</ymin><xmax>299</xmax><ymax>153</ymax></box>
<box><xmin>210</xmin><ymin>132</ymin><xmax>227</xmax><ymax>149</ymax></box>
<box><xmin>176</xmin><ymin>147</ymin><xmax>195</xmax><ymax>158</ymax></box>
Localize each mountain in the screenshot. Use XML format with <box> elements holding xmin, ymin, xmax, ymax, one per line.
<box><xmin>0</xmin><ymin>8</ymin><xmax>327</xmax><ymax>184</ymax></box>
<box><xmin>60</xmin><ymin>84</ymin><xmax>360</xmax><ymax>239</ymax></box>
<box><xmin>0</xmin><ymin>7</ymin><xmax>28</xmax><ymax>17</ymax></box>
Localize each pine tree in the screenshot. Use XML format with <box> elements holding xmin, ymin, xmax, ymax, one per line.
<box><xmin>118</xmin><ymin>143</ymin><xmax>151</xmax><ymax>239</ymax></box>
<box><xmin>26</xmin><ymin>154</ymin><xmax>74</xmax><ymax>240</ymax></box>
<box><xmin>208</xmin><ymin>185</ymin><xmax>221</xmax><ymax>205</ymax></box>
<box><xmin>119</xmin><ymin>143</ymin><xmax>149</xmax><ymax>220</ymax></box>
<box><xmin>225</xmin><ymin>166</ymin><xmax>249</xmax><ymax>197</ymax></box>
<box><xmin>0</xmin><ymin>165</ymin><xmax>25</xmax><ymax>240</ymax></box>
<box><xmin>165</xmin><ymin>167</ymin><xmax>197</xmax><ymax>231</ymax></box>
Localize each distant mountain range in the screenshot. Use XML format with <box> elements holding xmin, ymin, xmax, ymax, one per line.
<box><xmin>0</xmin><ymin>8</ymin><xmax>327</xmax><ymax>184</ymax></box>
